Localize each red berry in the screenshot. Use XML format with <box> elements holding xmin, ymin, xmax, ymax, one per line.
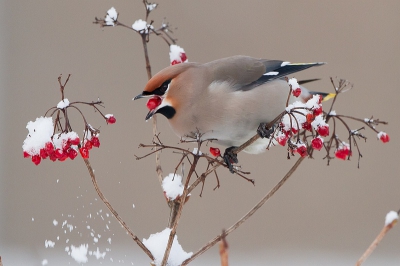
<box><xmin>379</xmin><ymin>133</ymin><xmax>390</xmax><ymax>143</ymax></box>
<box><xmin>67</xmin><ymin>148</ymin><xmax>78</xmax><ymax>160</ymax></box>
<box><xmin>318</xmin><ymin>95</ymin><xmax>323</xmax><ymax>104</ymax></box>
<box><xmin>23</xmin><ymin>151</ymin><xmax>30</xmax><ymax>158</ymax></box>
<box><xmin>317</xmin><ymin>125</ymin><xmax>330</xmax><ymax>137</ymax></box>
<box><xmin>282</xmin><ymin>129</ymin><xmax>291</xmax><ymax>137</ymax></box>
<box><xmin>58</xmin><ymin>152</ymin><xmax>68</xmax><ymax>161</ymax></box>
<box><xmin>40</xmin><ymin>148</ymin><xmax>48</xmax><ymax>159</ymax></box>
<box><xmin>79</xmin><ymin>147</ymin><xmax>90</xmax><ymax>159</ymax></box>
<box><xmin>311</xmin><ymin>137</ymin><xmax>323</xmax><ymax>151</ymax></box>
<box><xmin>209</xmin><ymin>147</ymin><xmax>221</xmax><ymax>157</ymax></box>
<box><xmin>335</xmin><ymin>149</ymin><xmax>347</xmax><ymax>160</ymax></box>
<box><xmin>49</xmin><ymin>152</ymin><xmax>57</xmax><ymax>162</ymax></box>
<box><xmin>313</xmin><ymin>106</ymin><xmax>323</xmax><ymax>116</ymax></box>
<box><xmin>70</xmin><ymin>137</ymin><xmax>80</xmax><ymax>145</ymax></box>
<box><xmin>335</xmin><ymin>146</ymin><xmax>352</xmax><ymax>160</ymax></box>
<box><xmin>146</xmin><ymin>97</ymin><xmax>162</xmax><ymax>110</ymax></box>
<box><xmin>91</xmin><ymin>136</ymin><xmax>100</xmax><ymax>148</ymax></box>
<box><xmin>44</xmin><ymin>142</ymin><xmax>54</xmax><ymax>154</ymax></box>
<box><xmin>292</xmin><ymin>87</ymin><xmax>302</xmax><ymax>97</ymax></box>
<box><xmin>295</xmin><ymin>145</ymin><xmax>308</xmax><ymax>157</ymax></box>
<box><xmin>171</xmin><ymin>60</ymin><xmax>180</xmax><ymax>65</ymax></box>
<box><xmin>54</xmin><ymin>148</ymin><xmax>64</xmax><ymax>159</ymax></box>
<box><xmin>180</xmin><ymin>52</ymin><xmax>187</xmax><ymax>63</ymax></box>
<box><xmin>85</xmin><ymin>140</ymin><xmax>93</xmax><ymax>150</ymax></box>
<box><xmin>277</xmin><ymin>135</ymin><xmax>288</xmax><ymax>146</ymax></box>
<box><xmin>302</xmin><ymin>122</ymin><xmax>312</xmax><ymax>131</ymax></box>
<box><xmin>32</xmin><ymin>155</ymin><xmax>41</xmax><ymax>165</ymax></box>
<box><xmin>306</xmin><ymin>113</ymin><xmax>314</xmax><ymax>124</ymax></box>
<box><xmin>291</xmin><ymin>127</ymin><xmax>298</xmax><ymax>134</ymax></box>
<box><xmin>106</xmin><ymin>116</ymin><xmax>116</xmax><ymax>124</ymax></box>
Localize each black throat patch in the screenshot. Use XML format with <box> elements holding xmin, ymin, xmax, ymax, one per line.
<box><xmin>156</xmin><ymin>106</ymin><xmax>176</xmax><ymax>119</ymax></box>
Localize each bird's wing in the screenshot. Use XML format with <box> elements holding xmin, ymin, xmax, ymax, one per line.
<box><xmin>205</xmin><ymin>56</ymin><xmax>268</xmax><ymax>87</ymax></box>
<box><xmin>239</xmin><ymin>61</ymin><xmax>325</xmax><ymax>91</ymax></box>
<box><xmin>204</xmin><ymin>56</ymin><xmax>325</xmax><ymax>91</ymax></box>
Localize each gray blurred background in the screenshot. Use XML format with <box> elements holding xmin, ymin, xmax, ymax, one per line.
<box><xmin>1</xmin><ymin>0</ymin><xmax>399</xmax><ymax>265</ymax></box>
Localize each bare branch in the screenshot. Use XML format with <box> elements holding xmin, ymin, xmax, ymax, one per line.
<box><xmin>219</xmin><ymin>230</ymin><xmax>229</xmax><ymax>266</ymax></box>
<box><xmin>182</xmin><ymin>156</ymin><xmax>305</xmax><ymax>265</ymax></box>
<box><xmin>161</xmin><ymin>156</ymin><xmax>200</xmax><ymax>266</ymax></box>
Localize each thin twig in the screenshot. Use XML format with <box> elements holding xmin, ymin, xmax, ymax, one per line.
<box><xmin>161</xmin><ymin>156</ymin><xmax>200</xmax><ymax>266</ymax></box>
<box><xmin>356</xmin><ymin>211</ymin><xmax>399</xmax><ymax>266</ymax></box>
<box><xmin>139</xmin><ymin>31</ymin><xmax>165</xmax><ymax>190</ymax></box>
<box><xmin>219</xmin><ymin>230</ymin><xmax>229</xmax><ymax>266</ymax></box>
<box><xmin>82</xmin><ymin>158</ymin><xmax>154</xmax><ymax>261</ymax></box>
<box><xmin>182</xmin><ymin>156</ymin><xmax>305</xmax><ymax>265</ymax></box>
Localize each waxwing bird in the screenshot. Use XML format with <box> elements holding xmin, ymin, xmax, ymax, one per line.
<box><xmin>134</xmin><ymin>56</ymin><xmax>327</xmax><ymax>172</ymax></box>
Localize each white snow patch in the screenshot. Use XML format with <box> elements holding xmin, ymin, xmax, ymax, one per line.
<box><xmin>53</xmin><ymin>219</ymin><xmax>58</xmax><ymax>226</ymax></box>
<box><xmin>90</xmin><ymin>247</ymin><xmax>106</xmax><ymax>259</ymax></box>
<box><xmin>329</xmin><ymin>110</ymin><xmax>337</xmax><ymax>116</ymax></box>
<box><xmin>41</xmin><ymin>259</ymin><xmax>48</xmax><ymax>265</ymax></box>
<box><xmin>288</xmin><ymin>78</ymin><xmax>299</xmax><ymax>89</ymax></box>
<box><xmin>105</xmin><ymin>7</ymin><xmax>118</xmax><ymax>26</ymax></box>
<box><xmin>283</xmin><ymin>101</ymin><xmax>309</xmax><ymax>130</ymax></box>
<box><xmin>45</xmin><ymin>240</ymin><xmax>55</xmax><ymax>248</ymax></box>
<box><xmin>22</xmin><ymin>117</ymin><xmax>54</xmax><ymax>155</ymax></box>
<box><xmin>132</xmin><ymin>19</ymin><xmax>153</xmax><ymax>33</ymax></box>
<box><xmin>377</xmin><ymin>131</ymin><xmax>387</xmax><ymax>139</ymax></box>
<box><xmin>305</xmin><ymin>94</ymin><xmax>321</xmax><ymax>110</ymax></box>
<box><xmin>192</xmin><ymin>148</ymin><xmax>202</xmax><ymax>155</ymax></box>
<box><xmin>57</xmin><ymin>98</ymin><xmax>70</xmax><ymax>109</ymax></box>
<box><xmin>162</xmin><ymin>174</ymin><xmax>184</xmax><ymax>200</ymax></box>
<box><xmin>146</xmin><ymin>3</ymin><xmax>158</xmax><ymax>11</ymax></box>
<box><xmin>69</xmin><ymin>244</ymin><xmax>89</xmax><ymax>264</ymax></box>
<box><xmin>311</xmin><ymin>115</ymin><xmax>328</xmax><ymax>129</ymax></box>
<box><xmin>143</xmin><ymin>228</ymin><xmax>192</xmax><ymax>266</ymax></box>
<box><xmin>169</xmin><ymin>45</ymin><xmax>187</xmax><ymax>64</ymax></box>
<box><xmin>385</xmin><ymin>211</ymin><xmax>399</xmax><ymax>226</ymax></box>
<box><xmin>52</xmin><ymin>131</ymin><xmax>79</xmax><ymax>150</ymax></box>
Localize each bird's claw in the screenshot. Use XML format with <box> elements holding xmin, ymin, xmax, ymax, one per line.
<box><xmin>223</xmin><ymin>147</ymin><xmax>239</xmax><ymax>174</ymax></box>
<box><xmin>257</xmin><ymin>123</ymin><xmax>275</xmax><ymax>139</ymax></box>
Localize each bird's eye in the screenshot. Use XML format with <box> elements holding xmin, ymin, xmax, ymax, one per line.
<box><xmin>154</xmin><ymin>79</ymin><xmax>171</xmax><ymax>96</ymax></box>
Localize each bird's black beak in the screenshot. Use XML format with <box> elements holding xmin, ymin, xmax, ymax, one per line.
<box><xmin>133</xmin><ymin>93</ymin><xmax>144</xmax><ymax>100</ymax></box>
<box><xmin>145</xmin><ymin>109</ymin><xmax>157</xmax><ymax>121</ymax></box>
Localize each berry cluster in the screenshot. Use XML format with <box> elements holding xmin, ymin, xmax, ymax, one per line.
<box><xmin>22</xmin><ymin>75</ymin><xmax>116</xmax><ymax>165</ymax></box>
<box><xmin>276</xmin><ymin>93</ymin><xmax>329</xmax><ymax>158</ymax></box>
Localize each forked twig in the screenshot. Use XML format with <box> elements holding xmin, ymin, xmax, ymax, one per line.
<box><xmin>82</xmin><ymin>158</ymin><xmax>154</xmax><ymax>261</ymax></box>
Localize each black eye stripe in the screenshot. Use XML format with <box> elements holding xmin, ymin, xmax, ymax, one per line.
<box><xmin>153</xmin><ymin>79</ymin><xmax>171</xmax><ymax>96</ymax></box>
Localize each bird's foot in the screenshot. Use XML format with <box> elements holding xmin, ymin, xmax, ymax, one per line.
<box><xmin>257</xmin><ymin>123</ymin><xmax>275</xmax><ymax>139</ymax></box>
<box><xmin>223</xmin><ymin>146</ymin><xmax>239</xmax><ymax>174</ymax></box>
